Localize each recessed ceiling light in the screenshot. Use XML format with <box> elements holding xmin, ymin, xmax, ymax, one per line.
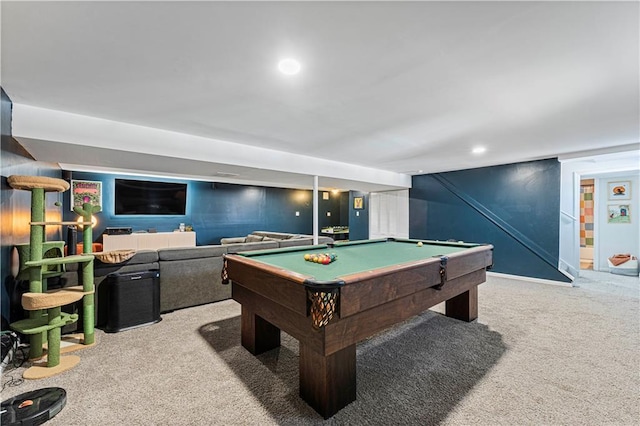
<box><xmin>278</xmin><ymin>58</ymin><xmax>301</xmax><ymax>75</ymax></box>
<box><xmin>472</xmin><ymin>146</ymin><xmax>486</xmax><ymax>155</ymax></box>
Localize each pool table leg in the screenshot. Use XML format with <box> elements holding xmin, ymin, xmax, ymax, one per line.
<box><xmin>241</xmin><ymin>306</ymin><xmax>281</xmax><ymax>355</ymax></box>
<box><xmin>299</xmin><ymin>343</ymin><xmax>356</xmax><ymax>419</ymax></box>
<box><xmin>445</xmin><ymin>286</ymin><xmax>478</xmax><ymax>322</ymax></box>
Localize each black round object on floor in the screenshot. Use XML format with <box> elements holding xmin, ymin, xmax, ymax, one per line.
<box><xmin>1</xmin><ymin>387</ymin><xmax>66</xmax><ymax>426</ymax></box>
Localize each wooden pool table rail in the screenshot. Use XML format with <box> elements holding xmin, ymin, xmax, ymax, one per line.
<box><xmin>225</xmin><ymin>241</ymin><xmax>494</xmax><ymax>418</ymax></box>
<box><xmin>225</xmin><ymin>243</ymin><xmax>492</xmax><ymax>326</ymax></box>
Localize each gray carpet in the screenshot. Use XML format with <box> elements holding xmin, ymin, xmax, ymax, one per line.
<box><xmin>2</xmin><ymin>274</ymin><xmax>638</xmax><ymax>425</ymax></box>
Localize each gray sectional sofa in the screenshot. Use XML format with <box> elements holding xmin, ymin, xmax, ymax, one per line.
<box><xmin>220</xmin><ymin>230</ymin><xmax>333</xmax><ymax>248</ymax></box>
<box><xmin>62</xmin><ymin>231</ymin><xmax>333</xmax><ymax>325</ymax></box>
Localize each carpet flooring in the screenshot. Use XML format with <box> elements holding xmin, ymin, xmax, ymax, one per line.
<box><xmin>1</xmin><ymin>273</ymin><xmax>638</xmax><ymax>425</ymax></box>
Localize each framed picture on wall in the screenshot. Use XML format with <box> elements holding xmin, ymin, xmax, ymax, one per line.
<box><xmin>71</xmin><ymin>179</ymin><xmax>102</xmax><ymax>211</ymax></box>
<box><xmin>607</xmin><ymin>204</ymin><xmax>630</xmax><ymax>224</ymax></box>
<box><xmin>607</xmin><ymin>181</ymin><xmax>631</xmax><ymax>200</ymax></box>
<box><xmin>353</xmin><ymin>196</ymin><xmax>364</xmax><ymax>210</ymax></box>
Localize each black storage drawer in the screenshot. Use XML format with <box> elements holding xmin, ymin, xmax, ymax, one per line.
<box><xmin>104</xmin><ymin>270</ymin><xmax>161</xmax><ymax>333</ymax></box>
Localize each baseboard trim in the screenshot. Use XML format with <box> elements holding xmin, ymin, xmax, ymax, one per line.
<box><xmin>487</xmin><ymin>271</ymin><xmax>574</xmax><ymax>287</ymax></box>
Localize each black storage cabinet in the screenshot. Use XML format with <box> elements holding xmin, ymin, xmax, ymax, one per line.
<box><xmin>104</xmin><ymin>270</ymin><xmax>161</xmax><ymax>333</ymax></box>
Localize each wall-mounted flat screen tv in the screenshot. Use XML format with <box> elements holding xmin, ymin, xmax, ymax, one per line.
<box><xmin>115</xmin><ymin>179</ymin><xmax>187</xmax><ymax>215</ymax></box>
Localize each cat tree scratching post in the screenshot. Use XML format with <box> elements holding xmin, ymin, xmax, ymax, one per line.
<box><xmin>7</xmin><ymin>175</ymin><xmax>97</xmax><ymax>378</ymax></box>
<box><xmin>73</xmin><ymin>201</ymin><xmax>102</xmax><ymax>345</ymax></box>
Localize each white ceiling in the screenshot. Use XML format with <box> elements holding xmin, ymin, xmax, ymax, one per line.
<box><xmin>2</xmin><ymin>1</ymin><xmax>638</xmax><ymax>191</ymax></box>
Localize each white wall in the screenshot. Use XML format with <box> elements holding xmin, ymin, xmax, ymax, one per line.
<box><xmin>594</xmin><ymin>174</ymin><xmax>640</xmax><ymax>270</ymax></box>
<box><xmin>559</xmin><ymin>164</ymin><xmax>581</xmax><ymax>277</ymax></box>
<box><xmin>369</xmin><ymin>190</ymin><xmax>409</xmax><ymax>239</ymax></box>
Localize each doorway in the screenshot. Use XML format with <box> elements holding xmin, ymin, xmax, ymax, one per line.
<box><xmin>559</xmin><ymin>148</ymin><xmax>639</xmax><ymax>280</ymax></box>
<box><xmin>579</xmin><ymin>179</ymin><xmax>594</xmax><ymax>270</ymax></box>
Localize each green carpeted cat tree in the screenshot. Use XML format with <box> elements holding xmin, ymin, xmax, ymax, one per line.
<box><xmin>8</xmin><ymin>175</ymin><xmax>98</xmax><ymax>379</ymax></box>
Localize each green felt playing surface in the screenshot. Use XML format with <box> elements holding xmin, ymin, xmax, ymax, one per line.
<box><xmin>239</xmin><ymin>239</ymin><xmax>477</xmax><ymax>282</ymax></box>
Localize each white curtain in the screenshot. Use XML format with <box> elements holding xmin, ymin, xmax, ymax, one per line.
<box><xmin>369</xmin><ymin>190</ymin><xmax>409</xmax><ymax>239</ymax></box>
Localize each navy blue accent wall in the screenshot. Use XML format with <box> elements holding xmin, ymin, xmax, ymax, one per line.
<box><xmin>317</xmin><ymin>190</ymin><xmax>345</xmax><ymax>230</ymax></box>
<box><xmin>339</xmin><ymin>192</ymin><xmax>349</xmax><ymax>226</ymax></box>
<box><xmin>1</xmin><ymin>88</ymin><xmax>64</xmax><ymax>325</ymax></box>
<box><xmin>64</xmin><ymin>172</ymin><xmax>195</xmax><ymax>240</ymax></box>
<box><xmin>410</xmin><ymin>158</ymin><xmax>569</xmax><ymax>283</ymax></box>
<box><xmin>348</xmin><ymin>191</ymin><xmax>369</xmax><ymax>241</ymax></box>
<box><xmin>63</xmin><ymin>172</ymin><xmax>346</xmax><ymax>245</ymax></box>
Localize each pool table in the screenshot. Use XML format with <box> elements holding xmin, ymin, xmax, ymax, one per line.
<box><xmin>223</xmin><ymin>238</ymin><xmax>493</xmax><ymax>418</ymax></box>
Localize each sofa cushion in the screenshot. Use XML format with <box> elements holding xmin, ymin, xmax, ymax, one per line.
<box><xmin>278</xmin><ymin>238</ymin><xmax>314</xmax><ymax>248</ymax></box>
<box><xmin>225</xmin><ymin>241</ymin><xmax>279</xmax><ymax>253</ymax></box>
<box><xmin>159</xmin><ymin>256</ymin><xmax>230</xmax><ymax>312</ymax></box>
<box><xmin>245</xmin><ymin>234</ymin><xmax>265</xmax><ymax>243</ymax></box>
<box><xmin>251</xmin><ymin>231</ymin><xmax>294</xmax><ymax>240</ymax></box>
<box><xmin>158</xmin><ymin>245</ymin><xmax>228</xmax><ymax>261</ymax></box>
<box><xmin>220</xmin><ymin>237</ymin><xmax>247</xmax><ymax>245</ymax></box>
<box><xmin>317</xmin><ymin>236</ymin><xmax>335</xmax><ymax>245</ymax></box>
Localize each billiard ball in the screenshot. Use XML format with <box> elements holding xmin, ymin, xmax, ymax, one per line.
<box><xmin>305</xmin><ymin>252</ymin><xmax>337</xmax><ymax>264</ymax></box>
<box><xmin>417</xmin><ymin>241</ymin><xmax>423</xmax><ymax>247</ymax></box>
